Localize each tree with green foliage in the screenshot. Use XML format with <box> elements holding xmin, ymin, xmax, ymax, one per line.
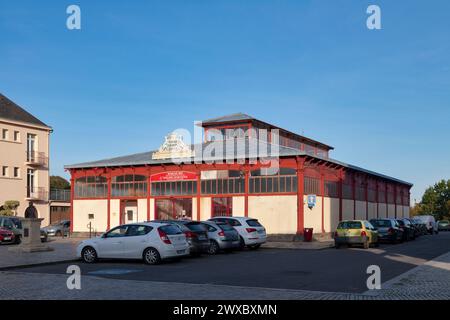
<box><xmin>50</xmin><ymin>175</ymin><xmax>71</xmax><ymax>190</ymax></box>
<box><xmin>412</xmin><ymin>179</ymin><xmax>450</xmax><ymax>220</ymax></box>
<box><xmin>0</xmin><ymin>200</ymin><xmax>20</xmax><ymax>216</ymax></box>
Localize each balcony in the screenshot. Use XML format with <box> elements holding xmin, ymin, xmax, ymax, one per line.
<box><xmin>49</xmin><ymin>189</ymin><xmax>71</xmax><ymax>202</ymax></box>
<box><xmin>26</xmin><ymin>187</ymin><xmax>48</xmax><ymax>201</ymax></box>
<box><xmin>25</xmin><ymin>151</ymin><xmax>48</xmax><ymax>167</ymax></box>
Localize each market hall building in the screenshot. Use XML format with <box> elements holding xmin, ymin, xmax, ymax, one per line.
<box><xmin>65</xmin><ymin>113</ymin><xmax>413</xmax><ymax>236</ymax></box>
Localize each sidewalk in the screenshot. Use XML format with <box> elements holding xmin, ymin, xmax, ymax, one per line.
<box><xmin>262</xmin><ymin>240</ymin><xmax>334</xmax><ymax>250</ymax></box>
<box><xmin>0</xmin><ymin>237</ymin><xmax>85</xmax><ymax>270</ymax></box>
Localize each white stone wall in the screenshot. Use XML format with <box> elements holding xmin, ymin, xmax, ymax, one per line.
<box><xmin>249</xmin><ymin>195</ymin><xmax>297</xmax><ymax>234</ymax></box>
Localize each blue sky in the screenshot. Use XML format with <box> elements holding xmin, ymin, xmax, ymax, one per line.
<box><xmin>1</xmin><ymin>0</ymin><xmax>449</xmax><ymax>203</ymax></box>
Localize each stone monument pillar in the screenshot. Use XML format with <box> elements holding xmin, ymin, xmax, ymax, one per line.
<box><xmin>9</xmin><ymin>218</ymin><xmax>53</xmax><ymax>253</ymax></box>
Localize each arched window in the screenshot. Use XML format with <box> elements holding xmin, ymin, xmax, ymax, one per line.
<box><xmin>112</xmin><ymin>174</ymin><xmax>147</xmax><ymax>197</ymax></box>
<box><xmin>74</xmin><ymin>176</ymin><xmax>107</xmax><ymax>198</ymax></box>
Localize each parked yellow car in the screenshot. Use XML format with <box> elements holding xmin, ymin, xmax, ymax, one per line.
<box><xmin>334</xmin><ymin>220</ymin><xmax>379</xmax><ymax>249</ymax></box>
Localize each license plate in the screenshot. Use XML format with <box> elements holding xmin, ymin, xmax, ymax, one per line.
<box><xmin>3</xmin><ymin>237</ymin><xmax>11</xmax><ymax>241</ymax></box>
<box><xmin>176</xmin><ymin>250</ymin><xmax>185</xmax><ymax>254</ymax></box>
<box><xmin>257</xmin><ymin>230</ymin><xmax>264</xmax><ymax>234</ymax></box>
<box><xmin>198</xmin><ymin>235</ymin><xmax>207</xmax><ymax>240</ymax></box>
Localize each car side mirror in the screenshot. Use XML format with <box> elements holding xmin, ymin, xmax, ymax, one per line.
<box><xmin>101</xmin><ymin>233</ymin><xmax>107</xmax><ymax>238</ymax></box>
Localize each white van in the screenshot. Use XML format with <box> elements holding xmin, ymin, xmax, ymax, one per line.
<box><xmin>415</xmin><ymin>215</ymin><xmax>439</xmax><ymax>234</ymax></box>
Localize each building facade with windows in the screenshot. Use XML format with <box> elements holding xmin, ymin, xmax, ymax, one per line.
<box><xmin>65</xmin><ymin>113</ymin><xmax>412</xmax><ymax>236</ymax></box>
<box><xmin>0</xmin><ymin>94</ymin><xmax>52</xmax><ymax>225</ymax></box>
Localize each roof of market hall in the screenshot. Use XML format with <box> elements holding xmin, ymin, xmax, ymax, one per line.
<box><xmin>65</xmin><ymin>137</ymin><xmax>412</xmax><ymax>187</ymax></box>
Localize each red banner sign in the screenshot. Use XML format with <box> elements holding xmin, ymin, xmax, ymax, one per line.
<box><xmin>151</xmin><ymin>171</ymin><xmax>197</xmax><ymax>182</ymax></box>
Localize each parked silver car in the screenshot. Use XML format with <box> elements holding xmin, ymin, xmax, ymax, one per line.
<box><xmin>201</xmin><ymin>221</ymin><xmax>240</xmax><ymax>254</ymax></box>
<box><xmin>42</xmin><ymin>220</ymin><xmax>71</xmax><ymax>237</ymax></box>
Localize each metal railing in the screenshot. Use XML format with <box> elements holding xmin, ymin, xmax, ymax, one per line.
<box><xmin>26</xmin><ymin>187</ymin><xmax>48</xmax><ymax>201</ymax></box>
<box><xmin>49</xmin><ymin>189</ymin><xmax>71</xmax><ymax>202</ymax></box>
<box><xmin>26</xmin><ymin>151</ymin><xmax>48</xmax><ymax>167</ymax></box>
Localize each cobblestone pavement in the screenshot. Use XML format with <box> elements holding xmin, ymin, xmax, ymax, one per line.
<box><xmin>364</xmin><ymin>250</ymin><xmax>450</xmax><ymax>300</ymax></box>
<box><xmin>0</xmin><ymin>250</ymin><xmax>448</xmax><ymax>300</ymax></box>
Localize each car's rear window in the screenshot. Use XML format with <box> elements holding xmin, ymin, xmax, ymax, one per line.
<box><xmin>186</xmin><ymin>222</ymin><xmax>207</xmax><ymax>232</ymax></box>
<box><xmin>370</xmin><ymin>220</ymin><xmax>391</xmax><ymax>228</ymax></box>
<box><xmin>337</xmin><ymin>221</ymin><xmax>362</xmax><ymax>229</ymax></box>
<box><xmin>246</xmin><ymin>219</ymin><xmax>262</xmax><ymax>227</ymax></box>
<box><xmin>159</xmin><ymin>225</ymin><xmax>183</xmax><ymax>235</ymax></box>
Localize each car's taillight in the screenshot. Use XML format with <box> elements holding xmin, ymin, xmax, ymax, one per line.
<box><xmin>218</xmin><ymin>230</ymin><xmax>225</xmax><ymax>237</ymax></box>
<box><xmin>388</xmin><ymin>228</ymin><xmax>394</xmax><ymax>235</ymax></box>
<box><xmin>246</xmin><ymin>228</ymin><xmax>257</xmax><ymax>233</ymax></box>
<box><xmin>361</xmin><ymin>231</ymin><xmax>367</xmax><ymax>237</ymax></box>
<box><xmin>158</xmin><ymin>229</ymin><xmax>171</xmax><ymax>244</ymax></box>
<box><xmin>185</xmin><ymin>231</ymin><xmax>197</xmax><ymax>239</ymax></box>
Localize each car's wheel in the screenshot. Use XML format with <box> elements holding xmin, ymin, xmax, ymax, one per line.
<box><xmin>81</xmin><ymin>246</ymin><xmax>97</xmax><ymax>263</ymax></box>
<box><xmin>208</xmin><ymin>240</ymin><xmax>220</xmax><ymax>255</ymax></box>
<box><xmin>143</xmin><ymin>247</ymin><xmax>161</xmax><ymax>265</ymax></box>
<box><xmin>374</xmin><ymin>241</ymin><xmax>380</xmax><ymax>248</ymax></box>
<box><xmin>56</xmin><ymin>231</ymin><xmax>62</xmax><ymax>237</ymax></box>
<box><xmin>14</xmin><ymin>235</ymin><xmax>21</xmax><ymax>244</ymax></box>
<box><xmin>238</xmin><ymin>237</ymin><xmax>246</xmax><ymax>250</ymax></box>
<box><xmin>335</xmin><ymin>243</ymin><xmax>341</xmax><ymax>249</ymax></box>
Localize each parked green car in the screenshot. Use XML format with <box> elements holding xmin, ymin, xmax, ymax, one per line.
<box><xmin>438</xmin><ymin>220</ymin><xmax>450</xmax><ymax>231</ymax></box>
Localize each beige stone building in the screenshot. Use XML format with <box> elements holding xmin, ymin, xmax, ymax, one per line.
<box><xmin>0</xmin><ymin>94</ymin><xmax>52</xmax><ymax>225</ymax></box>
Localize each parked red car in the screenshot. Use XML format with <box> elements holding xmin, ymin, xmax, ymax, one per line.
<box><xmin>0</xmin><ymin>227</ymin><xmax>15</xmax><ymax>244</ymax></box>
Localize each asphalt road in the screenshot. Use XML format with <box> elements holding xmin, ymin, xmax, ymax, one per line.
<box><xmin>13</xmin><ymin>232</ymin><xmax>450</xmax><ymax>293</ymax></box>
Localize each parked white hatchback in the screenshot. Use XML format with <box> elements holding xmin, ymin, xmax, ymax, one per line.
<box><xmin>208</xmin><ymin>216</ymin><xmax>267</xmax><ymax>249</ymax></box>
<box><xmin>76</xmin><ymin>222</ymin><xmax>189</xmax><ymax>265</ymax></box>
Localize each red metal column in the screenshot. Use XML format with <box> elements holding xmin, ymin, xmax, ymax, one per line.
<box><xmin>244</xmin><ymin>165</ymin><xmax>249</xmax><ymax>217</ymax></box>
<box><xmin>385</xmin><ymin>182</ymin><xmax>388</xmax><ymax>218</ymax></box>
<box><xmin>352</xmin><ymin>174</ymin><xmax>356</xmax><ymax>220</ymax></box>
<box><xmin>400</xmin><ymin>187</ymin><xmax>404</xmax><ymax>218</ymax></box>
<box><xmin>107</xmin><ymin>173</ymin><xmax>111</xmax><ymax>231</ymax></box>
<box><xmin>365</xmin><ymin>175</ymin><xmax>369</xmax><ymax>220</ymax></box>
<box><xmin>296</xmin><ymin>157</ymin><xmax>305</xmax><ymax>235</ymax></box>
<box><xmin>394</xmin><ymin>185</ymin><xmax>398</xmax><ymax>218</ymax></box>
<box><xmin>147</xmin><ymin>168</ymin><xmax>151</xmax><ymax>221</ymax></box>
<box><xmin>376</xmin><ymin>180</ymin><xmax>379</xmax><ymax>218</ymax></box>
<box><xmin>70</xmin><ymin>174</ymin><xmax>75</xmax><ymax>233</ymax></box>
<box><xmin>338</xmin><ymin>169</ymin><xmax>343</xmax><ymax>222</ymax></box>
<box><xmin>320</xmin><ymin>168</ymin><xmax>325</xmax><ymax>233</ymax></box>
<box><xmin>197</xmin><ymin>170</ymin><xmax>201</xmax><ymax>220</ymax></box>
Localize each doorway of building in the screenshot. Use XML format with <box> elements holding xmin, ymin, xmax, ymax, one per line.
<box><xmin>155</xmin><ymin>198</ymin><xmax>192</xmax><ymax>220</ymax></box>
<box><xmin>120</xmin><ymin>200</ymin><xmax>139</xmax><ymax>224</ymax></box>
